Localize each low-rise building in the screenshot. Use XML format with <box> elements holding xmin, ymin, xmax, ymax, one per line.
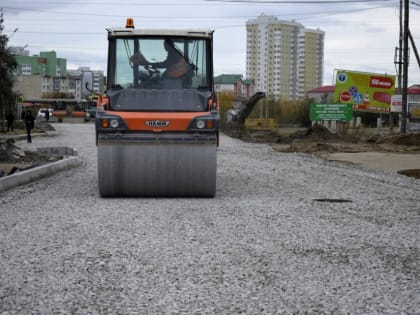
<box><xmin>12</xmin><ymin>49</ymin><xmax>104</xmax><ymax>101</ymax></box>
<box><xmin>306</xmin><ymin>85</ymin><xmax>335</xmax><ymax>103</ymax></box>
<box><xmin>214</xmin><ymin>74</ymin><xmax>255</xmax><ymax>98</ymax></box>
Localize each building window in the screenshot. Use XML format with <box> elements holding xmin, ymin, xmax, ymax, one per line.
<box><xmin>21</xmin><ymin>64</ymin><xmax>31</xmax><ymax>75</ymax></box>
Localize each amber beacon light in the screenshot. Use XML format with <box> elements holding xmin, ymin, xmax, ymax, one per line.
<box><xmin>126</xmin><ymin>18</ymin><xmax>134</xmax><ymax>29</ymax></box>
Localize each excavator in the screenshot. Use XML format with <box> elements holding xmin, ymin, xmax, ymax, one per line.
<box><xmin>226</xmin><ymin>92</ymin><xmax>266</xmax><ymax>128</ymax></box>
<box><xmin>90</xmin><ymin>19</ymin><xmax>219</xmax><ymax>197</ymax></box>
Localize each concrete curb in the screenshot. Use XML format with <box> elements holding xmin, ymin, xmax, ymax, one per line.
<box><xmin>0</xmin><ymin>155</ymin><xmax>82</xmax><ymax>193</ymax></box>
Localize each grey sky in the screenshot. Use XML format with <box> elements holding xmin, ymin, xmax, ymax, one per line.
<box><xmin>2</xmin><ymin>0</ymin><xmax>420</xmax><ymax>86</ymax></box>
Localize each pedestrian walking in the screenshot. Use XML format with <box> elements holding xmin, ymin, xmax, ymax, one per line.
<box><xmin>24</xmin><ymin>110</ymin><xmax>35</xmax><ymax>143</ymax></box>
<box><xmin>45</xmin><ymin>108</ymin><xmax>50</xmax><ymax>122</ymax></box>
<box><xmin>6</xmin><ymin>111</ymin><xmax>15</xmax><ymax>132</ymax></box>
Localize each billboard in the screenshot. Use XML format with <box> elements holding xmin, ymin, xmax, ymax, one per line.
<box><xmin>390</xmin><ymin>94</ymin><xmax>402</xmax><ymax>113</ymax></box>
<box><xmin>334</xmin><ymin>70</ymin><xmax>396</xmax><ymax>112</ymax></box>
<box><xmin>408</xmin><ymin>102</ymin><xmax>420</xmax><ymax>132</ymax></box>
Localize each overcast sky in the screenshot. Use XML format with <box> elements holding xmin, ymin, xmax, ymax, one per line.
<box><xmin>2</xmin><ymin>0</ymin><xmax>420</xmax><ymax>86</ymax></box>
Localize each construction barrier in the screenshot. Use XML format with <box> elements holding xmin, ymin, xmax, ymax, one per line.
<box><xmin>54</xmin><ymin>111</ymin><xmax>67</xmax><ymax>117</ymax></box>
<box><xmin>245</xmin><ymin>118</ymin><xmax>277</xmax><ymax>131</ymax></box>
<box><xmin>71</xmin><ymin>111</ymin><xmax>87</xmax><ymax>117</ymax></box>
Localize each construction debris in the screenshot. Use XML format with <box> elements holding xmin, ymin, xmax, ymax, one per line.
<box><xmin>0</xmin><ymin>138</ymin><xmax>62</xmax><ymax>177</ymax></box>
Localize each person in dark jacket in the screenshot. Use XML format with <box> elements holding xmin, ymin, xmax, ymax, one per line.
<box><xmin>24</xmin><ymin>110</ymin><xmax>35</xmax><ymax>143</ymax></box>
<box><xmin>6</xmin><ymin>111</ymin><xmax>14</xmax><ymax>132</ymax></box>
<box><xmin>131</xmin><ymin>39</ymin><xmax>190</xmax><ymax>80</ymax></box>
<box><xmin>149</xmin><ymin>39</ymin><xmax>189</xmax><ymax>79</ymax></box>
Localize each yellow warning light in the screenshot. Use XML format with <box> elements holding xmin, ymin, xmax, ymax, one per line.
<box><xmin>101</xmin><ymin>119</ymin><xmax>109</xmax><ymax>128</ymax></box>
<box><xmin>126</xmin><ymin>18</ymin><xmax>135</xmax><ymax>29</ymax></box>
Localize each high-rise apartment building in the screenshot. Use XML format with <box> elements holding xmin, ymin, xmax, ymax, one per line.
<box><xmin>246</xmin><ymin>14</ymin><xmax>324</xmax><ymax>100</ymax></box>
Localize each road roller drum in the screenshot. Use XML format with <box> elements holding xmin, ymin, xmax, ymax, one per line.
<box><xmin>97</xmin><ymin>134</ymin><xmax>217</xmax><ymax>197</ymax></box>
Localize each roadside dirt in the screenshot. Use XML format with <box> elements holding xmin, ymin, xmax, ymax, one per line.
<box><xmin>226</xmin><ymin>124</ymin><xmax>420</xmax><ymax>153</ymax></box>
<box><xmin>272</xmin><ymin>124</ymin><xmax>420</xmax><ymax>154</ymax></box>
<box><xmin>0</xmin><ymin>123</ymin><xmax>62</xmax><ymax>177</ymax></box>
<box><xmin>225</xmin><ymin>124</ymin><xmax>420</xmax><ymax>178</ymax></box>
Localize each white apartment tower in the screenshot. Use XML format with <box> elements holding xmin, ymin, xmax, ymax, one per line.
<box><xmin>246</xmin><ymin>14</ymin><xmax>324</xmax><ymax>100</ymax></box>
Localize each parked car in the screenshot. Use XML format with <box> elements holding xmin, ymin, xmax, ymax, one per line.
<box><xmin>87</xmin><ymin>106</ymin><xmax>97</xmax><ymax>118</ymax></box>
<box><xmin>84</xmin><ymin>106</ymin><xmax>97</xmax><ymax>122</ymax></box>
<box><xmin>37</xmin><ymin>108</ymin><xmax>54</xmax><ymax>121</ymax></box>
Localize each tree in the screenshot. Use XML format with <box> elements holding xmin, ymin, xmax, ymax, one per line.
<box><xmin>0</xmin><ymin>18</ymin><xmax>18</xmax><ymax>131</ymax></box>
<box><xmin>217</xmin><ymin>91</ymin><xmax>235</xmax><ymax>124</ymax></box>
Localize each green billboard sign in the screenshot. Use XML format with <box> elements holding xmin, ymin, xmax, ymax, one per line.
<box><xmin>310</xmin><ymin>103</ymin><xmax>353</xmax><ymax>121</ymax></box>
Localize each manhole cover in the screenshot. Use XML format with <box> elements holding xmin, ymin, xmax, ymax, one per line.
<box><xmin>398</xmin><ymin>169</ymin><xmax>420</xmax><ymax>179</ymax></box>
<box><xmin>313</xmin><ymin>198</ymin><xmax>352</xmax><ymax>203</ymax></box>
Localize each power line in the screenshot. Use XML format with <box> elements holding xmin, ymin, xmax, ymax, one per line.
<box><xmin>6</xmin><ymin>30</ymin><xmax>104</xmax><ymax>35</ymax></box>
<box><xmin>204</xmin><ymin>0</ymin><xmax>392</xmax><ymax>3</ymax></box>
<box><xmin>6</xmin><ymin>1</ymin><xmax>220</xmax><ymax>5</ymax></box>
<box><xmin>5</xmin><ymin>0</ymin><xmax>395</xmax><ymax>4</ymax></box>
<box><xmin>3</xmin><ymin>2</ymin><xmax>398</xmax><ymax>20</ymax></box>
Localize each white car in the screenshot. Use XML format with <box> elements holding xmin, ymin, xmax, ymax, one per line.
<box><xmin>37</xmin><ymin>109</ymin><xmax>54</xmax><ymax>120</ymax></box>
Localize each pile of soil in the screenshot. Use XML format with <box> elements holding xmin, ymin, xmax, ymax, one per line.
<box><xmin>0</xmin><ymin>138</ymin><xmax>62</xmax><ymax>177</ymax></box>
<box><xmin>274</xmin><ymin>125</ymin><xmax>420</xmax><ymax>154</ymax></box>
<box><xmin>286</xmin><ymin>124</ymin><xmax>338</xmax><ymax>141</ymax></box>
<box><xmin>223</xmin><ymin>124</ymin><xmax>420</xmax><ymax>155</ymax></box>
<box><xmin>36</xmin><ymin>121</ymin><xmax>56</xmax><ymax>132</ymax></box>
<box><xmin>283</xmin><ymin>124</ymin><xmax>361</xmax><ymax>144</ymax></box>
<box><xmin>376</xmin><ymin>132</ymin><xmax>420</xmax><ymax>146</ymax></box>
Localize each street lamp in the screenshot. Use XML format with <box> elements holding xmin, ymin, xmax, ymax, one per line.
<box><xmin>8</xmin><ymin>28</ymin><xmax>18</xmax><ymax>39</ymax></box>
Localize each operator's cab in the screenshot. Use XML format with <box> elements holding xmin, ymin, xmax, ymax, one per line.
<box><xmin>105</xmin><ymin>25</ymin><xmax>215</xmax><ymax>113</ymax></box>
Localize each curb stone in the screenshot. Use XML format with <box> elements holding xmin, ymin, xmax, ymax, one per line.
<box><xmin>0</xmin><ymin>152</ymin><xmax>82</xmax><ymax>193</ymax></box>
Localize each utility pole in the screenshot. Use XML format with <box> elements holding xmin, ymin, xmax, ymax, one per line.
<box><xmin>401</xmin><ymin>0</ymin><xmax>409</xmax><ymax>133</ymax></box>
<box><xmin>398</xmin><ymin>0</ymin><xmax>403</xmax><ymax>91</ymax></box>
<box><xmin>393</xmin><ymin>0</ymin><xmax>404</xmax><ymax>133</ymax></box>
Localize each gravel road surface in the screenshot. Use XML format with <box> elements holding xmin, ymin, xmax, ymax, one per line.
<box><xmin>1</xmin><ymin>123</ymin><xmax>419</xmax><ymax>314</ymax></box>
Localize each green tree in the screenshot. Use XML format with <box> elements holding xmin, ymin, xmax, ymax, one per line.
<box><xmin>0</xmin><ymin>28</ymin><xmax>18</xmax><ymax>131</ymax></box>
<box><xmin>217</xmin><ymin>91</ymin><xmax>235</xmax><ymax>124</ymax></box>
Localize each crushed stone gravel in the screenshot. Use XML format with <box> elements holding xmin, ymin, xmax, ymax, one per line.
<box><xmin>0</xmin><ymin>123</ymin><xmax>419</xmax><ymax>314</ymax></box>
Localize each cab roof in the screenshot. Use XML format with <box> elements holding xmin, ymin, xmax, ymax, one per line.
<box><xmin>107</xmin><ymin>28</ymin><xmax>213</xmax><ymax>39</ymax></box>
